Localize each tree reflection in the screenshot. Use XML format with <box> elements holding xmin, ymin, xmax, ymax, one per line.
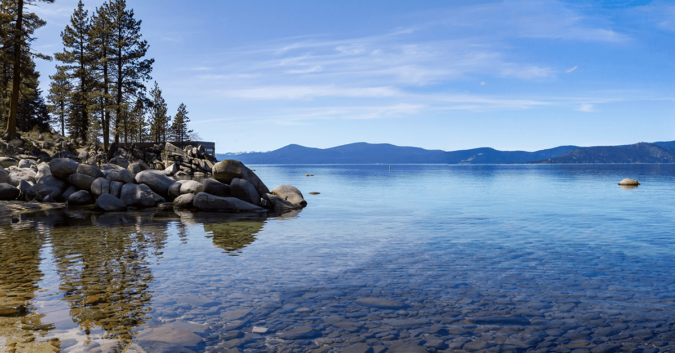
<box><xmin>50</xmin><ymin>215</ymin><xmax>169</xmax><ymax>346</ymax></box>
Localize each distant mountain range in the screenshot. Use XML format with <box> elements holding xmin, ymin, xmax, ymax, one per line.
<box><xmin>216</xmin><ymin>141</ymin><xmax>675</xmax><ymax>164</ymax></box>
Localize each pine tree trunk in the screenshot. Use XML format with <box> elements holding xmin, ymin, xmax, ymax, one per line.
<box><xmin>60</xmin><ymin>101</ymin><xmax>65</xmax><ymax>136</ymax></box>
<box><xmin>103</xmin><ymin>45</ymin><xmax>110</xmax><ymax>152</ymax></box>
<box><xmin>7</xmin><ymin>0</ymin><xmax>23</xmax><ymax>138</ymax></box>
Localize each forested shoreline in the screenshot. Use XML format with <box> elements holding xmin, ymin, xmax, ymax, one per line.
<box><xmin>1</xmin><ymin>0</ymin><xmax>194</xmax><ymax>152</ymax></box>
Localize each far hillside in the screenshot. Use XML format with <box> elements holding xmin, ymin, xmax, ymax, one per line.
<box><xmin>217</xmin><ymin>141</ymin><xmax>675</xmax><ymax>165</ymax></box>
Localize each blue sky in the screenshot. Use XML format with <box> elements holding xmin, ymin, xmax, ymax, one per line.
<box><xmin>30</xmin><ymin>0</ymin><xmax>675</xmax><ymax>153</ymax></box>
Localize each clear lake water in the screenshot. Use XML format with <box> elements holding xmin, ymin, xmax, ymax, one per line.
<box><xmin>1</xmin><ymin>164</ymin><xmax>675</xmax><ymax>353</ymax></box>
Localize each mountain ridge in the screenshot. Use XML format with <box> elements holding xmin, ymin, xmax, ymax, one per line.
<box><xmin>216</xmin><ymin>141</ymin><xmax>675</xmax><ymax>164</ymax></box>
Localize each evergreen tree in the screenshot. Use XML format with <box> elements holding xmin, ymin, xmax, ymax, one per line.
<box><xmin>148</xmin><ymin>81</ymin><xmax>169</xmax><ymax>144</ymax></box>
<box><xmin>106</xmin><ymin>0</ymin><xmax>153</xmax><ymax>146</ymax></box>
<box><xmin>89</xmin><ymin>3</ymin><xmax>114</xmax><ymax>151</ymax></box>
<box><xmin>53</xmin><ymin>0</ymin><xmax>92</xmax><ymax>141</ymax></box>
<box><xmin>16</xmin><ymin>58</ymin><xmax>49</xmax><ymax>132</ymax></box>
<box><xmin>6</xmin><ymin>0</ymin><xmax>54</xmax><ymax>137</ymax></box>
<box><xmin>170</xmin><ymin>103</ymin><xmax>191</xmax><ymax>148</ymax></box>
<box><xmin>128</xmin><ymin>96</ymin><xmax>148</xmax><ymax>143</ymax></box>
<box><xmin>46</xmin><ymin>66</ymin><xmax>71</xmax><ymax>136</ymax></box>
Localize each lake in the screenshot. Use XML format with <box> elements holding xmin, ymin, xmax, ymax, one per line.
<box><xmin>1</xmin><ymin>164</ymin><xmax>675</xmax><ymax>353</ymax></box>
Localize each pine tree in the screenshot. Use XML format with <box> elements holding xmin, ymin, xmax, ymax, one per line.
<box><xmin>128</xmin><ymin>96</ymin><xmax>148</xmax><ymax>143</ymax></box>
<box><xmin>6</xmin><ymin>0</ymin><xmax>54</xmax><ymax>138</ymax></box>
<box><xmin>46</xmin><ymin>66</ymin><xmax>71</xmax><ymax>136</ymax></box>
<box><xmin>148</xmin><ymin>81</ymin><xmax>169</xmax><ymax>144</ymax></box>
<box><xmin>53</xmin><ymin>0</ymin><xmax>92</xmax><ymax>140</ymax></box>
<box><xmin>170</xmin><ymin>103</ymin><xmax>191</xmax><ymax>148</ymax></box>
<box><xmin>89</xmin><ymin>3</ymin><xmax>114</xmax><ymax>151</ymax></box>
<box><xmin>106</xmin><ymin>0</ymin><xmax>153</xmax><ymax>146</ymax></box>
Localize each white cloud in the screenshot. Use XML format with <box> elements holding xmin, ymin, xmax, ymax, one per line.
<box><xmin>578</xmin><ymin>103</ymin><xmax>594</xmax><ymax>112</ymax></box>
<box><xmin>221</xmin><ymin>85</ymin><xmax>401</xmax><ymax>100</ymax></box>
<box><xmin>566</xmin><ymin>66</ymin><xmax>578</xmax><ymax>73</ymax></box>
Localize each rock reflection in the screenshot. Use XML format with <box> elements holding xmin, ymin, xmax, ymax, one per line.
<box><xmin>50</xmin><ymin>219</ymin><xmax>174</xmax><ymax>347</ymax></box>
<box><xmin>205</xmin><ymin>222</ymin><xmax>264</xmax><ymax>255</ymax></box>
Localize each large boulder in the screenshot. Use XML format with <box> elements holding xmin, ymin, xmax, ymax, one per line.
<box><xmin>163</xmin><ymin>163</ymin><xmax>178</xmax><ymax>176</ymax></box>
<box><xmin>192</xmin><ymin>192</ymin><xmax>265</xmax><ymax>212</ymax></box>
<box><xmin>180</xmin><ymin>180</ymin><xmax>203</xmax><ymax>195</ymax></box>
<box><xmin>7</xmin><ymin>168</ymin><xmax>35</xmax><ymax>187</ymax></box>
<box><xmin>26</xmin><ymin>175</ymin><xmax>69</xmax><ymax>201</ymax></box>
<box><xmin>61</xmin><ymin>185</ymin><xmax>78</xmax><ymax>201</ymax></box>
<box><xmin>212</xmin><ymin>160</ymin><xmax>270</xmax><ymax>196</ymax></box>
<box><xmin>95</xmin><ymin>194</ymin><xmax>127</xmax><ymax>212</ymax></box>
<box><xmin>230</xmin><ymin>178</ymin><xmax>260</xmax><ymax>205</ymax></box>
<box><xmin>173</xmin><ymin>193</ymin><xmax>195</xmax><ymax>209</ymax></box>
<box><xmin>267</xmin><ymin>193</ymin><xmax>301</xmax><ymax>211</ymax></box>
<box><xmin>106</xmin><ymin>169</ymin><xmax>135</xmax><ymax>184</ymax></box>
<box><xmin>120</xmin><ymin>183</ymin><xmax>165</xmax><ymax>207</ymax></box>
<box><xmin>203</xmin><ymin>179</ymin><xmax>230</xmax><ymax>197</ymax></box>
<box><xmin>0</xmin><ymin>183</ymin><xmax>19</xmax><ymax>200</ymax></box>
<box><xmin>168</xmin><ymin>182</ymin><xmax>182</xmax><ymax>200</ymax></box>
<box><xmin>49</xmin><ymin>158</ymin><xmax>79</xmax><ymax>178</ymax></box>
<box><xmin>110</xmin><ymin>157</ymin><xmax>129</xmax><ymax>169</ymax></box>
<box><xmin>100</xmin><ymin>163</ymin><xmax>124</xmax><ymax>171</ymax></box>
<box><xmin>91</xmin><ymin>177</ymin><xmax>112</xmax><ymax>198</ymax></box>
<box><xmin>110</xmin><ymin>181</ymin><xmax>124</xmax><ymax>198</ymax></box>
<box><xmin>36</xmin><ymin>186</ymin><xmax>61</xmax><ymax>202</ymax></box>
<box><xmin>128</xmin><ymin>163</ymin><xmax>141</xmax><ymax>174</ymax></box>
<box><xmin>17</xmin><ymin>180</ymin><xmax>32</xmax><ymax>201</ymax></box>
<box><xmin>69</xmin><ymin>190</ymin><xmax>93</xmax><ymax>205</ymax></box>
<box><xmin>135</xmin><ymin>170</ymin><xmax>177</xmax><ymax>199</ymax></box>
<box><xmin>0</xmin><ymin>169</ymin><xmax>8</xmax><ymax>184</ymax></box>
<box><xmin>77</xmin><ymin>164</ymin><xmax>104</xmax><ymax>179</ymax></box>
<box><xmin>0</xmin><ymin>157</ymin><xmax>18</xmax><ymax>168</ymax></box>
<box><xmin>68</xmin><ymin>173</ymin><xmax>96</xmax><ymax>190</ymax></box>
<box><xmin>18</xmin><ymin>159</ymin><xmax>35</xmax><ymax>169</ymax></box>
<box><xmin>271</xmin><ymin>185</ymin><xmax>307</xmax><ymax>207</ymax></box>
<box><xmin>36</xmin><ymin>163</ymin><xmax>51</xmax><ymax>182</ymax></box>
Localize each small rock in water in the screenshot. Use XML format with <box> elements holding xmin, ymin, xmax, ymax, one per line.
<box><xmin>618</xmin><ymin>178</ymin><xmax>640</xmax><ymax>186</ymax></box>
<box><xmin>309</xmin><ymin>192</ymin><xmax>320</xmax><ymax>195</ymax></box>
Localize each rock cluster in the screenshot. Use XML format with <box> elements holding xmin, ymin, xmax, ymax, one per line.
<box><xmin>0</xmin><ymin>154</ymin><xmax>307</xmax><ymax>214</ymax></box>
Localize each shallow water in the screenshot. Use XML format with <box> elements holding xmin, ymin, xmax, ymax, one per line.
<box><xmin>2</xmin><ymin>164</ymin><xmax>675</xmax><ymax>352</ymax></box>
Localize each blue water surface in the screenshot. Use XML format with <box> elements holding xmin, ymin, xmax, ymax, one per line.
<box><xmin>2</xmin><ymin>164</ymin><xmax>675</xmax><ymax>353</ymax></box>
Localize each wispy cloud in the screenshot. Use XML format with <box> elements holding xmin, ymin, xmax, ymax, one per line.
<box><xmin>578</xmin><ymin>103</ymin><xmax>595</xmax><ymax>112</ymax></box>
<box><xmin>566</xmin><ymin>66</ymin><xmax>578</xmax><ymax>73</ymax></box>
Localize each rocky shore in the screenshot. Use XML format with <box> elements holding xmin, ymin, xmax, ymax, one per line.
<box><xmin>0</xmin><ymin>130</ymin><xmax>306</xmax><ymax>213</ymax></box>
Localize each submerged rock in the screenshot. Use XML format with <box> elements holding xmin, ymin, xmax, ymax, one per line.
<box><xmin>618</xmin><ymin>178</ymin><xmax>640</xmax><ymax>186</ymax></box>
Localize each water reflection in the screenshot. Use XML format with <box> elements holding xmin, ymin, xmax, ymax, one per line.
<box><xmin>0</xmin><ymin>207</ymin><xmax>279</xmax><ymax>352</ymax></box>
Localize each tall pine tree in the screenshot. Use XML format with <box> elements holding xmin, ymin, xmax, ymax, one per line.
<box><xmin>148</xmin><ymin>81</ymin><xmax>169</xmax><ymax>144</ymax></box>
<box><xmin>106</xmin><ymin>0</ymin><xmax>153</xmax><ymax>146</ymax></box>
<box><xmin>47</xmin><ymin>66</ymin><xmax>71</xmax><ymax>136</ymax></box>
<box><xmin>6</xmin><ymin>0</ymin><xmax>54</xmax><ymax>137</ymax></box>
<box><xmin>89</xmin><ymin>3</ymin><xmax>114</xmax><ymax>151</ymax></box>
<box><xmin>170</xmin><ymin>103</ymin><xmax>191</xmax><ymax>148</ymax></box>
<box><xmin>53</xmin><ymin>0</ymin><xmax>92</xmax><ymax>141</ymax></box>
